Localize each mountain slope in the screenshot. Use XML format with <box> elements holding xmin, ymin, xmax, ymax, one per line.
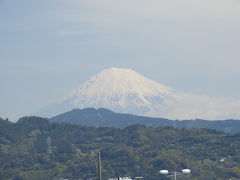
<box><xmin>50</xmin><ymin>108</ymin><xmax>172</xmax><ymax>128</ymax></box>
<box><xmin>37</xmin><ymin>67</ymin><xmax>240</xmax><ymax>120</ymax></box>
<box><xmin>50</xmin><ymin>108</ymin><xmax>240</xmax><ymax>133</ymax></box>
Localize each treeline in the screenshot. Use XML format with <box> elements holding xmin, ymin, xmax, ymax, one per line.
<box><xmin>0</xmin><ymin>117</ymin><xmax>240</xmax><ymax>180</ymax></box>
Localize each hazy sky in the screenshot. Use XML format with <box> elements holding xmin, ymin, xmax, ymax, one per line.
<box><xmin>1</xmin><ymin>0</ymin><xmax>240</xmax><ymax>120</ymax></box>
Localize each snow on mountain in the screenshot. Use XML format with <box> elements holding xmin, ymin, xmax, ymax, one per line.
<box><xmin>37</xmin><ymin>67</ymin><xmax>240</xmax><ymax>120</ymax></box>
<box><xmin>64</xmin><ymin>67</ymin><xmax>176</xmax><ymax>114</ymax></box>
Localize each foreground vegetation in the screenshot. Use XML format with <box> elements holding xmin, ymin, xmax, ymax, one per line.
<box><xmin>0</xmin><ymin>117</ymin><xmax>240</xmax><ymax>180</ymax></box>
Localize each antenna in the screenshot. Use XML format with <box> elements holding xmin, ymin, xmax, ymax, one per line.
<box><xmin>97</xmin><ymin>152</ymin><xmax>102</xmax><ymax>180</ymax></box>
<box><xmin>47</xmin><ymin>136</ymin><xmax>53</xmax><ymax>159</ymax></box>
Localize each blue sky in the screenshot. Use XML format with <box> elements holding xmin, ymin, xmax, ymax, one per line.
<box><xmin>1</xmin><ymin>0</ymin><xmax>240</xmax><ymax>120</ymax></box>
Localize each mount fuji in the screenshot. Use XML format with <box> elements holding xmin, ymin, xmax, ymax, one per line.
<box><xmin>38</xmin><ymin>67</ymin><xmax>240</xmax><ymax>120</ymax></box>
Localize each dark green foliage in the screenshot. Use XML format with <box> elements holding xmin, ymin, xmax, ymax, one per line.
<box><xmin>0</xmin><ymin>116</ymin><xmax>240</xmax><ymax>179</ymax></box>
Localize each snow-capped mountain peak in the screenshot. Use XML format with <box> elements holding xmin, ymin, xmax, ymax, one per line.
<box><xmin>37</xmin><ymin>67</ymin><xmax>240</xmax><ymax>120</ymax></box>
<box><xmin>67</xmin><ymin>67</ymin><xmax>173</xmax><ymax>99</ymax></box>
<box><xmin>65</xmin><ymin>67</ymin><xmax>176</xmax><ymax>114</ymax></box>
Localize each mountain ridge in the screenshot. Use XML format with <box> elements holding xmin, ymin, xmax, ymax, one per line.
<box><xmin>50</xmin><ymin>108</ymin><xmax>240</xmax><ymax>133</ymax></box>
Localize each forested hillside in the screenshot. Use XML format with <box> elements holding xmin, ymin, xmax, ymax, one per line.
<box><xmin>50</xmin><ymin>108</ymin><xmax>240</xmax><ymax>133</ymax></box>
<box><xmin>0</xmin><ymin>117</ymin><xmax>240</xmax><ymax>180</ymax></box>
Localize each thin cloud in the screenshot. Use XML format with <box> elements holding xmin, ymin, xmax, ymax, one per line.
<box><xmin>65</xmin><ymin>0</ymin><xmax>240</xmax><ymax>21</ymax></box>
<box><xmin>160</xmin><ymin>93</ymin><xmax>240</xmax><ymax>120</ymax></box>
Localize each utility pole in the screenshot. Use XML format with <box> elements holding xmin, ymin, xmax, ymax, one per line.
<box><xmin>174</xmin><ymin>171</ymin><xmax>177</xmax><ymax>180</ymax></box>
<box><xmin>97</xmin><ymin>152</ymin><xmax>102</xmax><ymax>180</ymax></box>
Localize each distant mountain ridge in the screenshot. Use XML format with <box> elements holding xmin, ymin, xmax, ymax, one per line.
<box><xmin>50</xmin><ymin>108</ymin><xmax>240</xmax><ymax>133</ymax></box>
<box><xmin>38</xmin><ymin>67</ymin><xmax>240</xmax><ymax>120</ymax></box>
